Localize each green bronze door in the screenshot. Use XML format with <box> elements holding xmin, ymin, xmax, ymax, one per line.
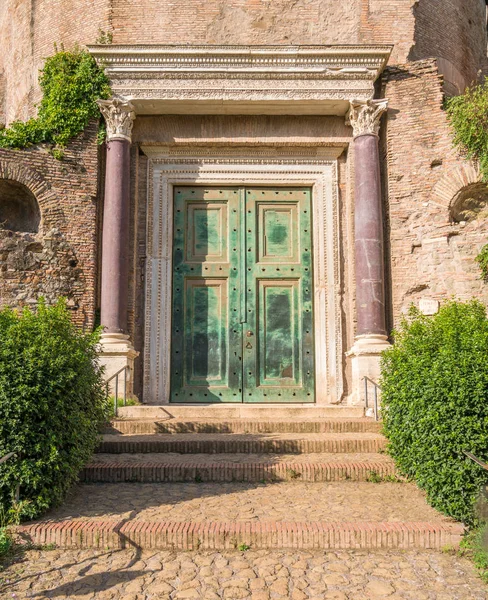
<box><xmin>170</xmin><ymin>186</ymin><xmax>314</xmax><ymax>403</ymax></box>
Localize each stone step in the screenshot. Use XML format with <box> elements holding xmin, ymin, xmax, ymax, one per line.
<box><xmin>97</xmin><ymin>432</ymin><xmax>387</xmax><ymax>454</ymax></box>
<box><xmin>82</xmin><ymin>452</ymin><xmax>396</xmax><ymax>483</ymax></box>
<box><xmin>18</xmin><ymin>481</ymin><xmax>463</xmax><ymax>550</ymax></box>
<box><xmin>117</xmin><ymin>405</ymin><xmax>366</xmax><ymax>420</ymax></box>
<box><xmin>105</xmin><ymin>418</ymin><xmax>382</xmax><ymax>435</ymax></box>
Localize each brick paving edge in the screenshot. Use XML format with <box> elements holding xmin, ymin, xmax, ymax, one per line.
<box><xmin>96</xmin><ymin>438</ymin><xmax>387</xmax><ymax>454</ymax></box>
<box><xmin>105</xmin><ymin>420</ymin><xmax>383</xmax><ymax>435</ymax></box>
<box><xmin>16</xmin><ymin>520</ymin><xmax>464</xmax><ymax>550</ymax></box>
<box><xmin>80</xmin><ymin>461</ymin><xmax>396</xmax><ymax>483</ymax></box>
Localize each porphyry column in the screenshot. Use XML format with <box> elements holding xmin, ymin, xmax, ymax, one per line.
<box><xmin>346</xmin><ymin>98</ymin><xmax>391</xmax><ymax>406</ymax></box>
<box><xmin>97</xmin><ymin>97</ymin><xmax>139</xmax><ymax>394</ymax></box>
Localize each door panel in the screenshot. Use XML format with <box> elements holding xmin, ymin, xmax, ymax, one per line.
<box><xmin>260</xmin><ymin>281</ymin><xmax>299</xmax><ymax>384</ymax></box>
<box><xmin>171</xmin><ymin>187</ymin><xmax>242</xmax><ymax>403</ymax></box>
<box><xmin>243</xmin><ymin>188</ymin><xmax>315</xmax><ymax>403</ymax></box>
<box><xmin>171</xmin><ymin>186</ymin><xmax>314</xmax><ymax>403</ymax></box>
<box><xmin>185</xmin><ymin>279</ymin><xmax>227</xmax><ymax>383</ymax></box>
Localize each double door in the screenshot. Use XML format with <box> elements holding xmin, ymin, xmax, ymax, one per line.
<box><xmin>170</xmin><ymin>186</ymin><xmax>314</xmax><ymax>403</ymax></box>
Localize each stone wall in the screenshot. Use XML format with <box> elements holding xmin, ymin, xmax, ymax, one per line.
<box><xmin>0</xmin><ymin>123</ymin><xmax>101</xmax><ymax>329</ymax></box>
<box><xmin>382</xmin><ymin>59</ymin><xmax>488</xmax><ymax>326</ymax></box>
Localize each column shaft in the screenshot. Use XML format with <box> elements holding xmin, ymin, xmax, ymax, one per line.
<box><xmin>354</xmin><ymin>134</ymin><xmax>387</xmax><ymax>337</ymax></box>
<box><xmin>100</xmin><ymin>139</ymin><xmax>131</xmax><ymax>334</ymax></box>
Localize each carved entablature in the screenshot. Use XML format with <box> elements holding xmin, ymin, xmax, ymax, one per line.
<box><xmin>88</xmin><ymin>45</ymin><xmax>392</xmax><ymax>116</ymax></box>
<box><xmin>97</xmin><ymin>97</ymin><xmax>136</xmax><ymax>142</ymax></box>
<box><xmin>346</xmin><ymin>98</ymin><xmax>389</xmax><ymax>138</ymax></box>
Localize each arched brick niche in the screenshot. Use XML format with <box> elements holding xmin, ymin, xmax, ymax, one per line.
<box><xmin>0</xmin><ymin>179</ymin><xmax>41</xmax><ymax>233</ymax></box>
<box><xmin>0</xmin><ymin>160</ymin><xmax>55</xmax><ymax>232</ymax></box>
<box><xmin>433</xmin><ymin>163</ymin><xmax>488</xmax><ymax>223</ymax></box>
<box><xmin>449</xmin><ymin>182</ymin><xmax>488</xmax><ymax>224</ymax></box>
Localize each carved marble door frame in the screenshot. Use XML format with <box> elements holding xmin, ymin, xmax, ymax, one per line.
<box><xmin>143</xmin><ymin>146</ymin><xmax>345</xmax><ymax>406</ymax></box>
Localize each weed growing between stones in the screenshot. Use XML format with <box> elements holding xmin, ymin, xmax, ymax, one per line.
<box><xmin>459</xmin><ymin>524</ymin><xmax>488</xmax><ymax>583</ymax></box>
<box><xmin>0</xmin><ymin>500</ymin><xmax>29</xmax><ymax>563</ymax></box>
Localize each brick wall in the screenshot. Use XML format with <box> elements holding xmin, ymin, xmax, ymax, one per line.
<box><xmin>0</xmin><ymin>123</ymin><xmax>101</xmax><ymax>329</ymax></box>
<box><xmin>410</xmin><ymin>0</ymin><xmax>487</xmax><ymax>89</ymax></box>
<box><xmin>1</xmin><ymin>0</ymin><xmax>486</xmax><ymax>124</ymax></box>
<box><xmin>382</xmin><ymin>60</ymin><xmax>488</xmax><ymax>325</ymax></box>
<box><xmin>0</xmin><ymin>0</ymin><xmax>111</xmax><ymax>124</ymax></box>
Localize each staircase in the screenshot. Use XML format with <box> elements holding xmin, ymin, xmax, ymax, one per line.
<box><xmin>18</xmin><ymin>407</ymin><xmax>463</xmax><ymax>551</ymax></box>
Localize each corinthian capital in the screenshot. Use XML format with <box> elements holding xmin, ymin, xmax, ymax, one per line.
<box><xmin>346</xmin><ymin>98</ymin><xmax>388</xmax><ymax>138</ymax></box>
<box><xmin>97</xmin><ymin>97</ymin><xmax>136</xmax><ymax>142</ymax></box>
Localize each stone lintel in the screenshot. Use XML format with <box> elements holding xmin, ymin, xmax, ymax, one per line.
<box><xmin>88</xmin><ymin>44</ymin><xmax>392</xmax><ymax>116</ymax></box>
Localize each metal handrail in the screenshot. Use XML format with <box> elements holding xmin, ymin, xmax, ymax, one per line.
<box><xmin>106</xmin><ymin>366</ymin><xmax>130</xmax><ymax>417</ymax></box>
<box><xmin>0</xmin><ymin>452</ymin><xmax>20</xmax><ymax>502</ymax></box>
<box><xmin>463</xmin><ymin>451</ymin><xmax>488</xmax><ymax>471</ymax></box>
<box><xmin>363</xmin><ymin>376</ymin><xmax>382</xmax><ymax>421</ymax></box>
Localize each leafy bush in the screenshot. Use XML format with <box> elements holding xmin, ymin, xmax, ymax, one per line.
<box><xmin>0</xmin><ymin>300</ymin><xmax>108</xmax><ymax>520</ymax></box>
<box><xmin>446</xmin><ymin>80</ymin><xmax>488</xmax><ymax>181</ymax></box>
<box><xmin>0</xmin><ymin>47</ymin><xmax>110</xmax><ymax>152</ymax></box>
<box><xmin>381</xmin><ymin>300</ymin><xmax>488</xmax><ymax>524</ymax></box>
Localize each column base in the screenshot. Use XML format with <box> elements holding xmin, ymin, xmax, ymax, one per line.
<box><xmin>99</xmin><ymin>333</ymin><xmax>139</xmax><ymax>399</ymax></box>
<box><xmin>346</xmin><ymin>335</ymin><xmax>391</xmax><ymax>410</ymax></box>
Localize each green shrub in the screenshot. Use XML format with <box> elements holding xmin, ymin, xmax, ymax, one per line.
<box><xmin>0</xmin><ymin>47</ymin><xmax>110</xmax><ymax>152</ymax></box>
<box><xmin>380</xmin><ymin>300</ymin><xmax>488</xmax><ymax>525</ymax></box>
<box><xmin>0</xmin><ymin>300</ymin><xmax>108</xmax><ymax>520</ymax></box>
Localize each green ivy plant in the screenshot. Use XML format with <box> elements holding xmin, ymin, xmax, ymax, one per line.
<box><xmin>446</xmin><ymin>83</ymin><xmax>488</xmax><ymax>281</ymax></box>
<box><xmin>446</xmin><ymin>80</ymin><xmax>488</xmax><ymax>181</ymax></box>
<box><xmin>0</xmin><ymin>47</ymin><xmax>111</xmax><ymax>156</ymax></box>
<box><xmin>380</xmin><ymin>300</ymin><xmax>488</xmax><ymax>525</ymax></box>
<box><xmin>476</xmin><ymin>244</ymin><xmax>488</xmax><ymax>282</ymax></box>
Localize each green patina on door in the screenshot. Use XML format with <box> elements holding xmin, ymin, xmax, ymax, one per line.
<box><xmin>171</xmin><ymin>186</ymin><xmax>314</xmax><ymax>403</ymax></box>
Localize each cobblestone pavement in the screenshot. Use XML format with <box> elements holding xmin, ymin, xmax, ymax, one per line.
<box><xmin>43</xmin><ymin>482</ymin><xmax>446</xmax><ymax>524</ymax></box>
<box><xmin>1</xmin><ymin>548</ymin><xmax>486</xmax><ymax>599</ymax></box>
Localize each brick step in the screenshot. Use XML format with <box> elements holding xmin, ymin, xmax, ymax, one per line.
<box><xmin>17</xmin><ymin>519</ymin><xmax>463</xmax><ymax>551</ymax></box>
<box><xmin>82</xmin><ymin>453</ymin><xmax>397</xmax><ymax>483</ymax></box>
<box><xmin>97</xmin><ymin>432</ymin><xmax>387</xmax><ymax>454</ymax></box>
<box><xmin>105</xmin><ymin>418</ymin><xmax>382</xmax><ymax>435</ymax></box>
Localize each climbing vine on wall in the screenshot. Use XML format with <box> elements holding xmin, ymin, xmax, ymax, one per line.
<box><xmin>476</xmin><ymin>245</ymin><xmax>488</xmax><ymax>282</ymax></box>
<box><xmin>446</xmin><ymin>81</ymin><xmax>488</xmax><ymax>181</ymax></box>
<box><xmin>446</xmin><ymin>82</ymin><xmax>488</xmax><ymax>281</ymax></box>
<box><xmin>0</xmin><ymin>47</ymin><xmax>111</xmax><ymax>157</ymax></box>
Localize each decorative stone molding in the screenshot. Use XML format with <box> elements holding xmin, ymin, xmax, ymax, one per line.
<box><xmin>346</xmin><ymin>99</ymin><xmax>389</xmax><ymax>138</ymax></box>
<box><xmin>143</xmin><ymin>147</ymin><xmax>344</xmax><ymax>406</ymax></box>
<box><xmin>97</xmin><ymin>97</ymin><xmax>136</xmax><ymax>142</ymax></box>
<box><xmin>88</xmin><ymin>45</ymin><xmax>392</xmax><ymax>116</ymax></box>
